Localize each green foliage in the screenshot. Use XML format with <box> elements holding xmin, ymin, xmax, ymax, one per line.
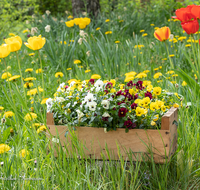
<box><xmin>0</xmin><ymin>0</ymin><xmax>39</xmax><ymax>39</ymax></box>
<box><xmin>37</xmin><ymin>0</ymin><xmax>72</xmax><ymax>16</ymax></box>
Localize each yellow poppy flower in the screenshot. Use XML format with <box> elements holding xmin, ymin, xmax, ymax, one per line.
<box><xmin>25</xmin><ymin>35</ymin><xmax>46</xmax><ymax>50</ymax></box>
<box><xmin>5</xmin><ymin>36</ymin><xmax>22</xmax><ymax>52</ymax></box>
<box><xmin>65</xmin><ymin>20</ymin><xmax>74</xmax><ymax>27</ymax></box>
<box><xmin>0</xmin><ymin>44</ymin><xmax>10</xmax><ymax>58</ymax></box>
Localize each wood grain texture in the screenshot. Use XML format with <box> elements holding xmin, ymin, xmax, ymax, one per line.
<box><xmin>46</xmin><ymin>107</ymin><xmax>178</xmax><ymax>163</ymax></box>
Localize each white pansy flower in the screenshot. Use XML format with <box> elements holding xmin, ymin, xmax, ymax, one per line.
<box><xmin>70</xmin><ymin>81</ymin><xmax>76</xmax><ymax>87</ymax></box>
<box><xmin>55</xmin><ymin>97</ymin><xmax>65</xmax><ymax>103</ymax></box>
<box><xmin>46</xmin><ymin>98</ymin><xmax>53</xmax><ymax>112</ymax></box>
<box><xmin>94</xmin><ymin>79</ymin><xmax>104</xmax><ymax>92</ymax></box>
<box><xmin>88</xmin><ymin>101</ymin><xmax>97</xmax><ymax>111</ymax></box>
<box><xmin>101</xmin><ymin>100</ymin><xmax>110</xmax><ymax>109</ymax></box>
<box><xmin>45</xmin><ymin>25</ymin><xmax>51</xmax><ymax>32</ymax></box>
<box><xmin>76</xmin><ymin>110</ymin><xmax>84</xmax><ymax>120</ymax></box>
<box><xmin>102</xmin><ymin>112</ymin><xmax>111</xmax><ymax>117</ymax></box>
<box><xmin>46</xmin><ymin>98</ymin><xmax>53</xmax><ymax>106</ymax></box>
<box><xmin>84</xmin><ymin>93</ymin><xmax>95</xmax><ymax>104</ymax></box>
<box><xmin>59</xmin><ymin>82</ymin><xmax>66</xmax><ymax>89</ymax></box>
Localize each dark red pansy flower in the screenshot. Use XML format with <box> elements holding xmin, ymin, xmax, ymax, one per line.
<box><xmin>116</xmin><ymin>90</ymin><xmax>123</xmax><ymax>96</ymax></box>
<box><xmin>89</xmin><ymin>79</ymin><xmax>95</xmax><ymax>85</ymax></box>
<box><xmin>131</xmin><ymin>103</ymin><xmax>137</xmax><ymax>109</ymax></box>
<box><xmin>181</xmin><ymin>19</ymin><xmax>199</xmax><ymax>34</ymax></box>
<box><xmin>145</xmin><ymin>91</ymin><xmax>153</xmax><ymax>100</ymax></box>
<box><xmin>134</xmin><ymin>94</ymin><xmax>138</xmax><ymax>100</ymax></box>
<box><xmin>124</xmin><ymin>120</ymin><xmax>136</xmax><ymax>129</ymax></box>
<box><xmin>105</xmin><ymin>82</ymin><xmax>113</xmax><ymax>89</ymax></box>
<box><xmin>102</xmin><ymin>117</ymin><xmax>109</xmax><ymax>121</ymax></box>
<box><xmin>104</xmin><ymin>89</ymin><xmax>109</xmax><ymax>94</ymax></box>
<box><xmin>117</xmin><ymin>101</ymin><xmax>125</xmax><ymax>105</ymax></box>
<box><xmin>127</xmin><ymin>81</ymin><xmax>134</xmax><ymax>87</ymax></box>
<box><xmin>118</xmin><ymin>108</ymin><xmax>128</xmax><ymax>117</ymax></box>
<box><xmin>127</xmin><ymin>94</ymin><xmax>134</xmax><ymax>101</ymax></box>
<box><xmin>136</xmin><ymin>80</ymin><xmax>143</xmax><ymax>90</ymax></box>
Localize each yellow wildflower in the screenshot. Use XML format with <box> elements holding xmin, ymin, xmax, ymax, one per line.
<box><xmin>0</xmin><ymin>144</ymin><xmax>11</xmax><ymax>154</ymax></box>
<box><xmin>55</xmin><ymin>72</ymin><xmax>64</xmax><ymax>78</ymax></box>
<box><xmin>24</xmin><ymin>113</ymin><xmax>37</xmax><ymax>121</ymax></box>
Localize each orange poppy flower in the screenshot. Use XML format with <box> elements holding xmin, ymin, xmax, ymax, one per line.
<box><xmin>154</xmin><ymin>27</ymin><xmax>171</xmax><ymax>42</ymax></box>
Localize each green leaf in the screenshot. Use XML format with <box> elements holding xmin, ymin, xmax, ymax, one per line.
<box><xmin>117</xmin><ymin>95</ymin><xmax>125</xmax><ymax>101</ymax></box>
<box><xmin>2</xmin><ymin>127</ymin><xmax>12</xmax><ymax>143</ymax></box>
<box><xmin>175</xmin><ymin>69</ymin><xmax>200</xmax><ymax>98</ymax></box>
<box><xmin>119</xmin><ymin>122</ymin><xmax>124</xmax><ymax>128</ymax></box>
<box><xmin>125</xmin><ymin>128</ymin><xmax>129</xmax><ymax>133</ymax></box>
<box><xmin>108</xmin><ymin>117</ymin><xmax>113</xmax><ymax>122</ymax></box>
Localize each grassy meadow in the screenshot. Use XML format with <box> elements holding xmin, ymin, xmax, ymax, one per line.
<box><xmin>0</xmin><ymin>1</ymin><xmax>200</xmax><ymax>189</ymax></box>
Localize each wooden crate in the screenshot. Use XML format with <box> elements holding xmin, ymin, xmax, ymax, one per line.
<box><xmin>46</xmin><ymin>107</ymin><xmax>178</xmax><ymax>163</ymax></box>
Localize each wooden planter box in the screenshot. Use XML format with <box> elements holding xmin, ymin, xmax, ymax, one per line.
<box><xmin>46</xmin><ymin>107</ymin><xmax>178</xmax><ymax>163</ymax></box>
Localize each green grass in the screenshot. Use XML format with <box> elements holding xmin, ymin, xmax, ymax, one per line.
<box><xmin>0</xmin><ymin>1</ymin><xmax>200</xmax><ymax>189</ymax></box>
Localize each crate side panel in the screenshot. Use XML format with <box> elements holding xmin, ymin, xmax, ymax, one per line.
<box><xmin>77</xmin><ymin>127</ymin><xmax>170</xmax><ymax>162</ymax></box>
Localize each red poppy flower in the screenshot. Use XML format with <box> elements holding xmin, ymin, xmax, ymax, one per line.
<box><xmin>118</xmin><ymin>108</ymin><xmax>128</xmax><ymax>117</ymax></box>
<box><xmin>181</xmin><ymin>19</ymin><xmax>199</xmax><ymax>34</ymax></box>
<box><xmin>191</xmin><ymin>5</ymin><xmax>200</xmax><ymax>19</ymax></box>
<box><xmin>175</xmin><ymin>7</ymin><xmax>196</xmax><ymax>22</ymax></box>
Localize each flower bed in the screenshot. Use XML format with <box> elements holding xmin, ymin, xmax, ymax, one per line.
<box><xmin>46</xmin><ymin>75</ymin><xmax>180</xmax><ymax>132</ymax></box>
<box><xmin>46</xmin><ymin>76</ymin><xmax>179</xmax><ymax>163</ymax></box>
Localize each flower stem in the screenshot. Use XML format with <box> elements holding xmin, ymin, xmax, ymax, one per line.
<box><xmin>164</xmin><ymin>41</ymin><xmax>174</xmax><ymax>69</ymax></box>
<box><xmin>38</xmin><ymin>50</ymin><xmax>45</xmax><ymax>98</ymax></box>
<box><xmin>191</xmin><ymin>34</ymin><xmax>199</xmax><ymax>74</ymax></box>
<box><xmin>16</xmin><ymin>51</ymin><xmax>27</xmax><ymax>102</ymax></box>
<box><xmin>3</xmin><ymin>58</ymin><xmax>19</xmax><ymax>124</ymax></box>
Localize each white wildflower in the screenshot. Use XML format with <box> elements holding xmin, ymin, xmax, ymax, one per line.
<box><xmin>78</xmin><ymin>38</ymin><xmax>83</xmax><ymax>45</ymax></box>
<box><xmin>31</xmin><ymin>27</ymin><xmax>38</xmax><ymax>35</ymax></box>
<box><xmin>46</xmin><ymin>10</ymin><xmax>51</xmax><ymax>16</ymax></box>
<box><xmin>86</xmin><ymin>50</ymin><xmax>90</xmax><ymax>57</ymax></box>
<box><xmin>45</xmin><ymin>25</ymin><xmax>51</xmax><ymax>32</ymax></box>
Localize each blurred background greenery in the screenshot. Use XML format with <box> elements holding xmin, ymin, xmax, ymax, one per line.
<box><xmin>1</xmin><ymin>0</ymin><xmax>199</xmax><ymax>40</ymax></box>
